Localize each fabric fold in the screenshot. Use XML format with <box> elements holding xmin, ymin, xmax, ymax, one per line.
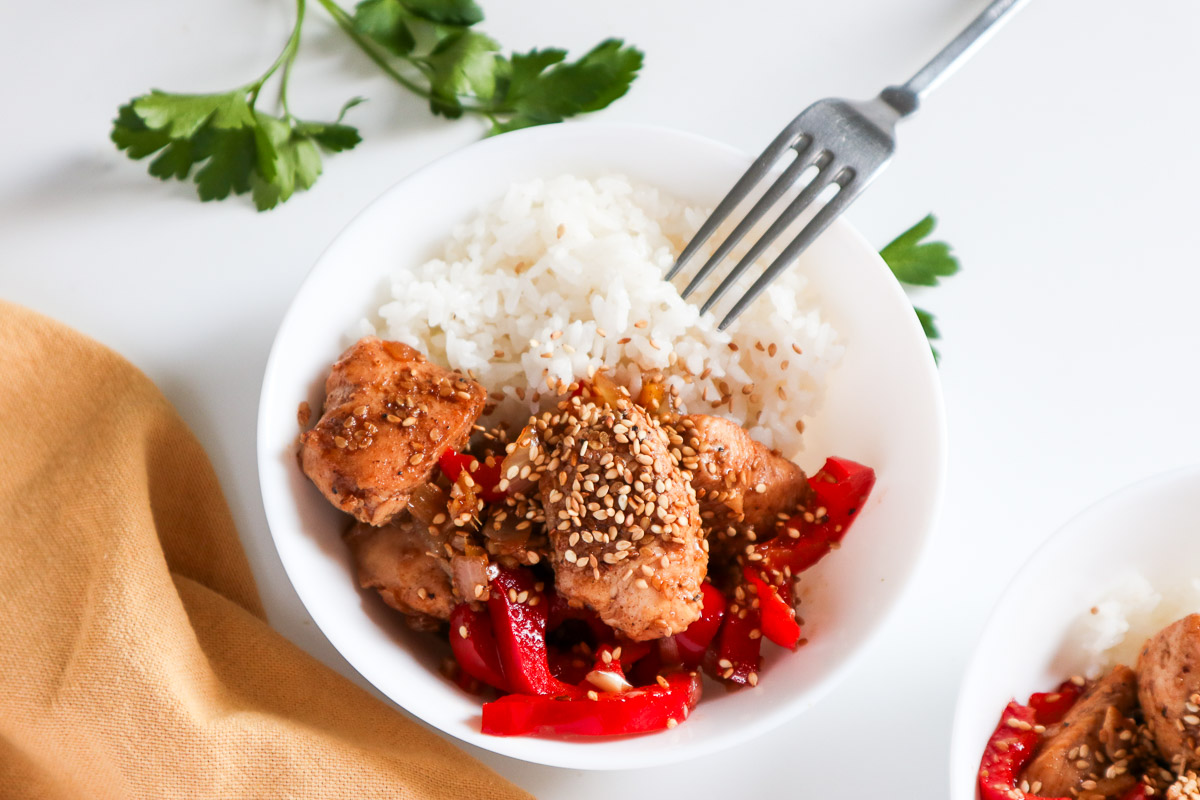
<box><xmin>0</xmin><ymin>301</ymin><xmax>529</xmax><ymax>800</ymax></box>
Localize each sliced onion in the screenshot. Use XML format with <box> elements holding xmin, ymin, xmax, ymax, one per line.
<box><xmin>499</xmin><ymin>422</ymin><xmax>540</xmax><ymax>495</ymax></box>
<box><xmin>657</xmin><ymin>635</ymin><xmax>681</xmax><ymax>668</ymax></box>
<box><xmin>637</xmin><ymin>380</ymin><xmax>670</xmax><ymax>419</ymax></box>
<box><xmin>451</xmin><ymin>552</ymin><xmax>490</xmax><ymax>602</ymax></box>
<box><xmin>591</xmin><ymin>371</ymin><xmax>624</xmax><ymax>408</ymax></box>
<box><xmin>585</xmin><ymin>669</ymin><xmax>633</xmax><ymax>694</ymax></box>
<box><xmin>448</xmin><ymin>473</ymin><xmax>483</xmax><ymax>523</ymax></box>
<box><xmin>482</xmin><ymin>510</ymin><xmax>531</xmax><ymax>554</ymax></box>
<box><xmin>407</xmin><ymin>483</ymin><xmax>449</xmax><ymax>525</ymax></box>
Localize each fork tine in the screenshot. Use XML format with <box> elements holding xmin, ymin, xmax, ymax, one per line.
<box><xmin>679</xmin><ymin>137</ymin><xmax>817</xmax><ymax>300</ymax></box>
<box><xmin>665</xmin><ymin>122</ymin><xmax>807</xmax><ymax>281</ymax></box>
<box><xmin>717</xmin><ymin>171</ymin><xmax>865</xmax><ymax>330</ymax></box>
<box><xmin>698</xmin><ymin>153</ymin><xmax>838</xmax><ymax>315</ymax></box>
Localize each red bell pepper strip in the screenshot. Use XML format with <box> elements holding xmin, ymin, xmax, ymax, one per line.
<box><xmin>743</xmin><ymin>566</ymin><xmax>802</xmax><ymax>649</ymax></box>
<box><xmin>675</xmin><ymin>583</ymin><xmax>725</xmax><ymax>669</ymax></box>
<box><xmin>1028</xmin><ymin>679</ymin><xmax>1083</xmax><ymax>726</ymax></box>
<box><xmin>756</xmin><ymin>456</ymin><xmax>876</xmax><ymax>576</ymax></box>
<box><xmin>450</xmin><ymin>665</ymin><xmax>488</xmax><ymax>695</ymax></box>
<box><xmin>481</xmin><ymin>671</ymin><xmax>702</xmax><ymax>736</ymax></box>
<box><xmin>614</xmin><ymin>638</ymin><xmax>653</xmax><ymax>672</ymax></box>
<box><xmin>704</xmin><ymin>602</ymin><xmax>762</xmax><ymax>687</ymax></box>
<box><xmin>978</xmin><ymin>701</ymin><xmax>1068</xmax><ymax>800</ymax></box>
<box><xmin>438</xmin><ymin>450</ymin><xmax>506</xmax><ymax>503</ymax></box>
<box><xmin>1118</xmin><ymin>784</ymin><xmax>1150</xmax><ymax>800</ymax></box>
<box><xmin>449</xmin><ymin>603</ymin><xmax>510</xmax><ymax>692</ymax></box>
<box><xmin>487</xmin><ymin>567</ymin><xmax>576</xmax><ymax>696</ymax></box>
<box><xmin>581</xmin><ymin>642</ymin><xmax>631</xmax><ymax>691</ymax></box>
<box><xmin>546</xmin><ymin>589</ymin><xmax>613</xmax><ymax>643</ymax></box>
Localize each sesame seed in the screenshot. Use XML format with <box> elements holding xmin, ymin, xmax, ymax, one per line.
<box><xmin>458</xmin><ymin>625</ymin><xmax>469</xmax><ymax>638</ymax></box>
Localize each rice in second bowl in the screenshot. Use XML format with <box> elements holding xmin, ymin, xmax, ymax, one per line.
<box><xmin>355</xmin><ymin>173</ymin><xmax>842</xmax><ymax>456</ymax></box>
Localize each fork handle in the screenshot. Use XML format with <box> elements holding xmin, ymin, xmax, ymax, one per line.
<box><xmin>882</xmin><ymin>0</ymin><xmax>1032</xmax><ymax>116</ymax></box>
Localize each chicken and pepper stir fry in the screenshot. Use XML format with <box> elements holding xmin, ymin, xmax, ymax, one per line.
<box><xmin>979</xmin><ymin>614</ymin><xmax>1200</xmax><ymax>800</ymax></box>
<box><xmin>299</xmin><ymin>336</ymin><xmax>876</xmax><ymax>737</ymax></box>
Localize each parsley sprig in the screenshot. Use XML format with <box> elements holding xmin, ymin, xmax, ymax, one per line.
<box><xmin>879</xmin><ymin>214</ymin><xmax>960</xmax><ymax>363</ymax></box>
<box><xmin>112</xmin><ymin>0</ymin><xmax>642</xmax><ymax>210</ymax></box>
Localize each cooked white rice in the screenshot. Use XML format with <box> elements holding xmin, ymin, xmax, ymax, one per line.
<box><xmin>1069</xmin><ymin>573</ymin><xmax>1200</xmax><ymax>678</ymax></box>
<box><xmin>354</xmin><ymin>174</ymin><xmax>841</xmax><ymax>457</ymax></box>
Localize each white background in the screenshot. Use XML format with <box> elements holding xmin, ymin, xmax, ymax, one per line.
<box><xmin>3</xmin><ymin>0</ymin><xmax>1199</xmax><ymax>796</ymax></box>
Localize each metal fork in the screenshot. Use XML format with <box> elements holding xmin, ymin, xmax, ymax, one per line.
<box><xmin>668</xmin><ymin>0</ymin><xmax>1032</xmax><ymax>330</ymax></box>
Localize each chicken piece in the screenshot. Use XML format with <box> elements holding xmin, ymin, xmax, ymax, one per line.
<box><xmin>677</xmin><ymin>414</ymin><xmax>812</xmax><ymax>540</ymax></box>
<box><xmin>537</xmin><ymin>396</ymin><xmax>706</xmax><ymax>641</ymax></box>
<box><xmin>300</xmin><ymin>337</ymin><xmax>486</xmax><ymax>526</ymax></box>
<box><xmin>1138</xmin><ymin>614</ymin><xmax>1200</xmax><ymax>769</ymax></box>
<box><xmin>345</xmin><ymin>516</ymin><xmax>455</xmax><ymax>623</ymax></box>
<box><xmin>1020</xmin><ymin>665</ymin><xmax>1141</xmax><ymax>800</ymax></box>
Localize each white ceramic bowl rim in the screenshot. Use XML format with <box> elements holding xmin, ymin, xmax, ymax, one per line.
<box><xmin>257</xmin><ymin>121</ymin><xmax>948</xmax><ymax>769</ymax></box>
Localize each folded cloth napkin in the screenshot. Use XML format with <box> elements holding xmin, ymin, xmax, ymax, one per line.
<box><xmin>0</xmin><ymin>302</ymin><xmax>530</xmax><ymax>800</ymax></box>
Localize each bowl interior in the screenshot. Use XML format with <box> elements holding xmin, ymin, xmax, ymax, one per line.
<box><xmin>949</xmin><ymin>466</ymin><xmax>1200</xmax><ymax>799</ymax></box>
<box><xmin>257</xmin><ymin>122</ymin><xmax>946</xmax><ymax>769</ymax></box>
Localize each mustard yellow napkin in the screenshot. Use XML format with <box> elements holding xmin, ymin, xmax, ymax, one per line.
<box><xmin>0</xmin><ymin>302</ymin><xmax>530</xmax><ymax>800</ymax></box>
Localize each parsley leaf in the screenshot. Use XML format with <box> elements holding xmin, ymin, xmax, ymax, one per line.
<box><xmin>112</xmin><ymin>0</ymin><xmax>643</xmax><ymax>210</ymax></box>
<box><xmin>337</xmin><ymin>0</ymin><xmax>643</xmax><ymax>132</ymax></box>
<box><xmin>403</xmin><ymin>0</ymin><xmax>483</xmax><ymax>26</ymax></box>
<box><xmin>352</xmin><ymin>0</ymin><xmax>418</xmax><ymax>55</ymax></box>
<box><xmin>486</xmin><ymin>40</ymin><xmax>644</xmax><ymax>135</ymax></box>
<box><xmin>914</xmin><ymin>307</ymin><xmax>941</xmax><ymax>364</ymax></box>
<box><xmin>112</xmin><ymin>90</ymin><xmax>362</xmax><ymax>210</ymax></box>
<box><xmin>879</xmin><ymin>214</ymin><xmax>960</xmax><ymax>365</ymax></box>
<box><xmin>423</xmin><ymin>29</ymin><xmax>501</xmax><ymax>116</ymax></box>
<box><xmin>879</xmin><ymin>213</ymin><xmax>959</xmax><ymax>286</ymax></box>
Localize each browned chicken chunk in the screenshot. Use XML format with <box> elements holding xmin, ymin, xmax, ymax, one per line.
<box><xmin>300</xmin><ymin>337</ymin><xmax>486</xmax><ymax>526</ymax></box>
<box><xmin>538</xmin><ymin>397</ymin><xmax>706</xmax><ymax>641</ymax></box>
<box><xmin>345</xmin><ymin>516</ymin><xmax>455</xmax><ymax>623</ymax></box>
<box><xmin>678</xmin><ymin>414</ymin><xmax>811</xmax><ymax>542</ymax></box>
<box><xmin>1138</xmin><ymin>613</ymin><xmax>1200</xmax><ymax>770</ymax></box>
<box><xmin>1021</xmin><ymin>665</ymin><xmax>1142</xmax><ymax>800</ymax></box>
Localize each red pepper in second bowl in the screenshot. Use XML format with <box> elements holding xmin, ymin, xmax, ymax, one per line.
<box><xmin>977</xmin><ymin>700</ymin><xmax>1068</xmax><ymax>800</ymax></box>
<box><xmin>1027</xmin><ymin>679</ymin><xmax>1083</xmax><ymax>726</ymax></box>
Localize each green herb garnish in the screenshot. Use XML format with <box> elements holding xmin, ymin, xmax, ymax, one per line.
<box><xmin>879</xmin><ymin>214</ymin><xmax>960</xmax><ymax>363</ymax></box>
<box><xmin>111</xmin><ymin>0</ymin><xmax>642</xmax><ymax>210</ymax></box>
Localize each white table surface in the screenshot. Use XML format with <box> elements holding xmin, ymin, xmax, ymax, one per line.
<box><xmin>4</xmin><ymin>0</ymin><xmax>1199</xmax><ymax>796</ymax></box>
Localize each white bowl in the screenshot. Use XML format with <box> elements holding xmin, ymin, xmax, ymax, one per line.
<box><xmin>950</xmin><ymin>465</ymin><xmax>1200</xmax><ymax>799</ymax></box>
<box><xmin>257</xmin><ymin>122</ymin><xmax>947</xmax><ymax>769</ymax></box>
